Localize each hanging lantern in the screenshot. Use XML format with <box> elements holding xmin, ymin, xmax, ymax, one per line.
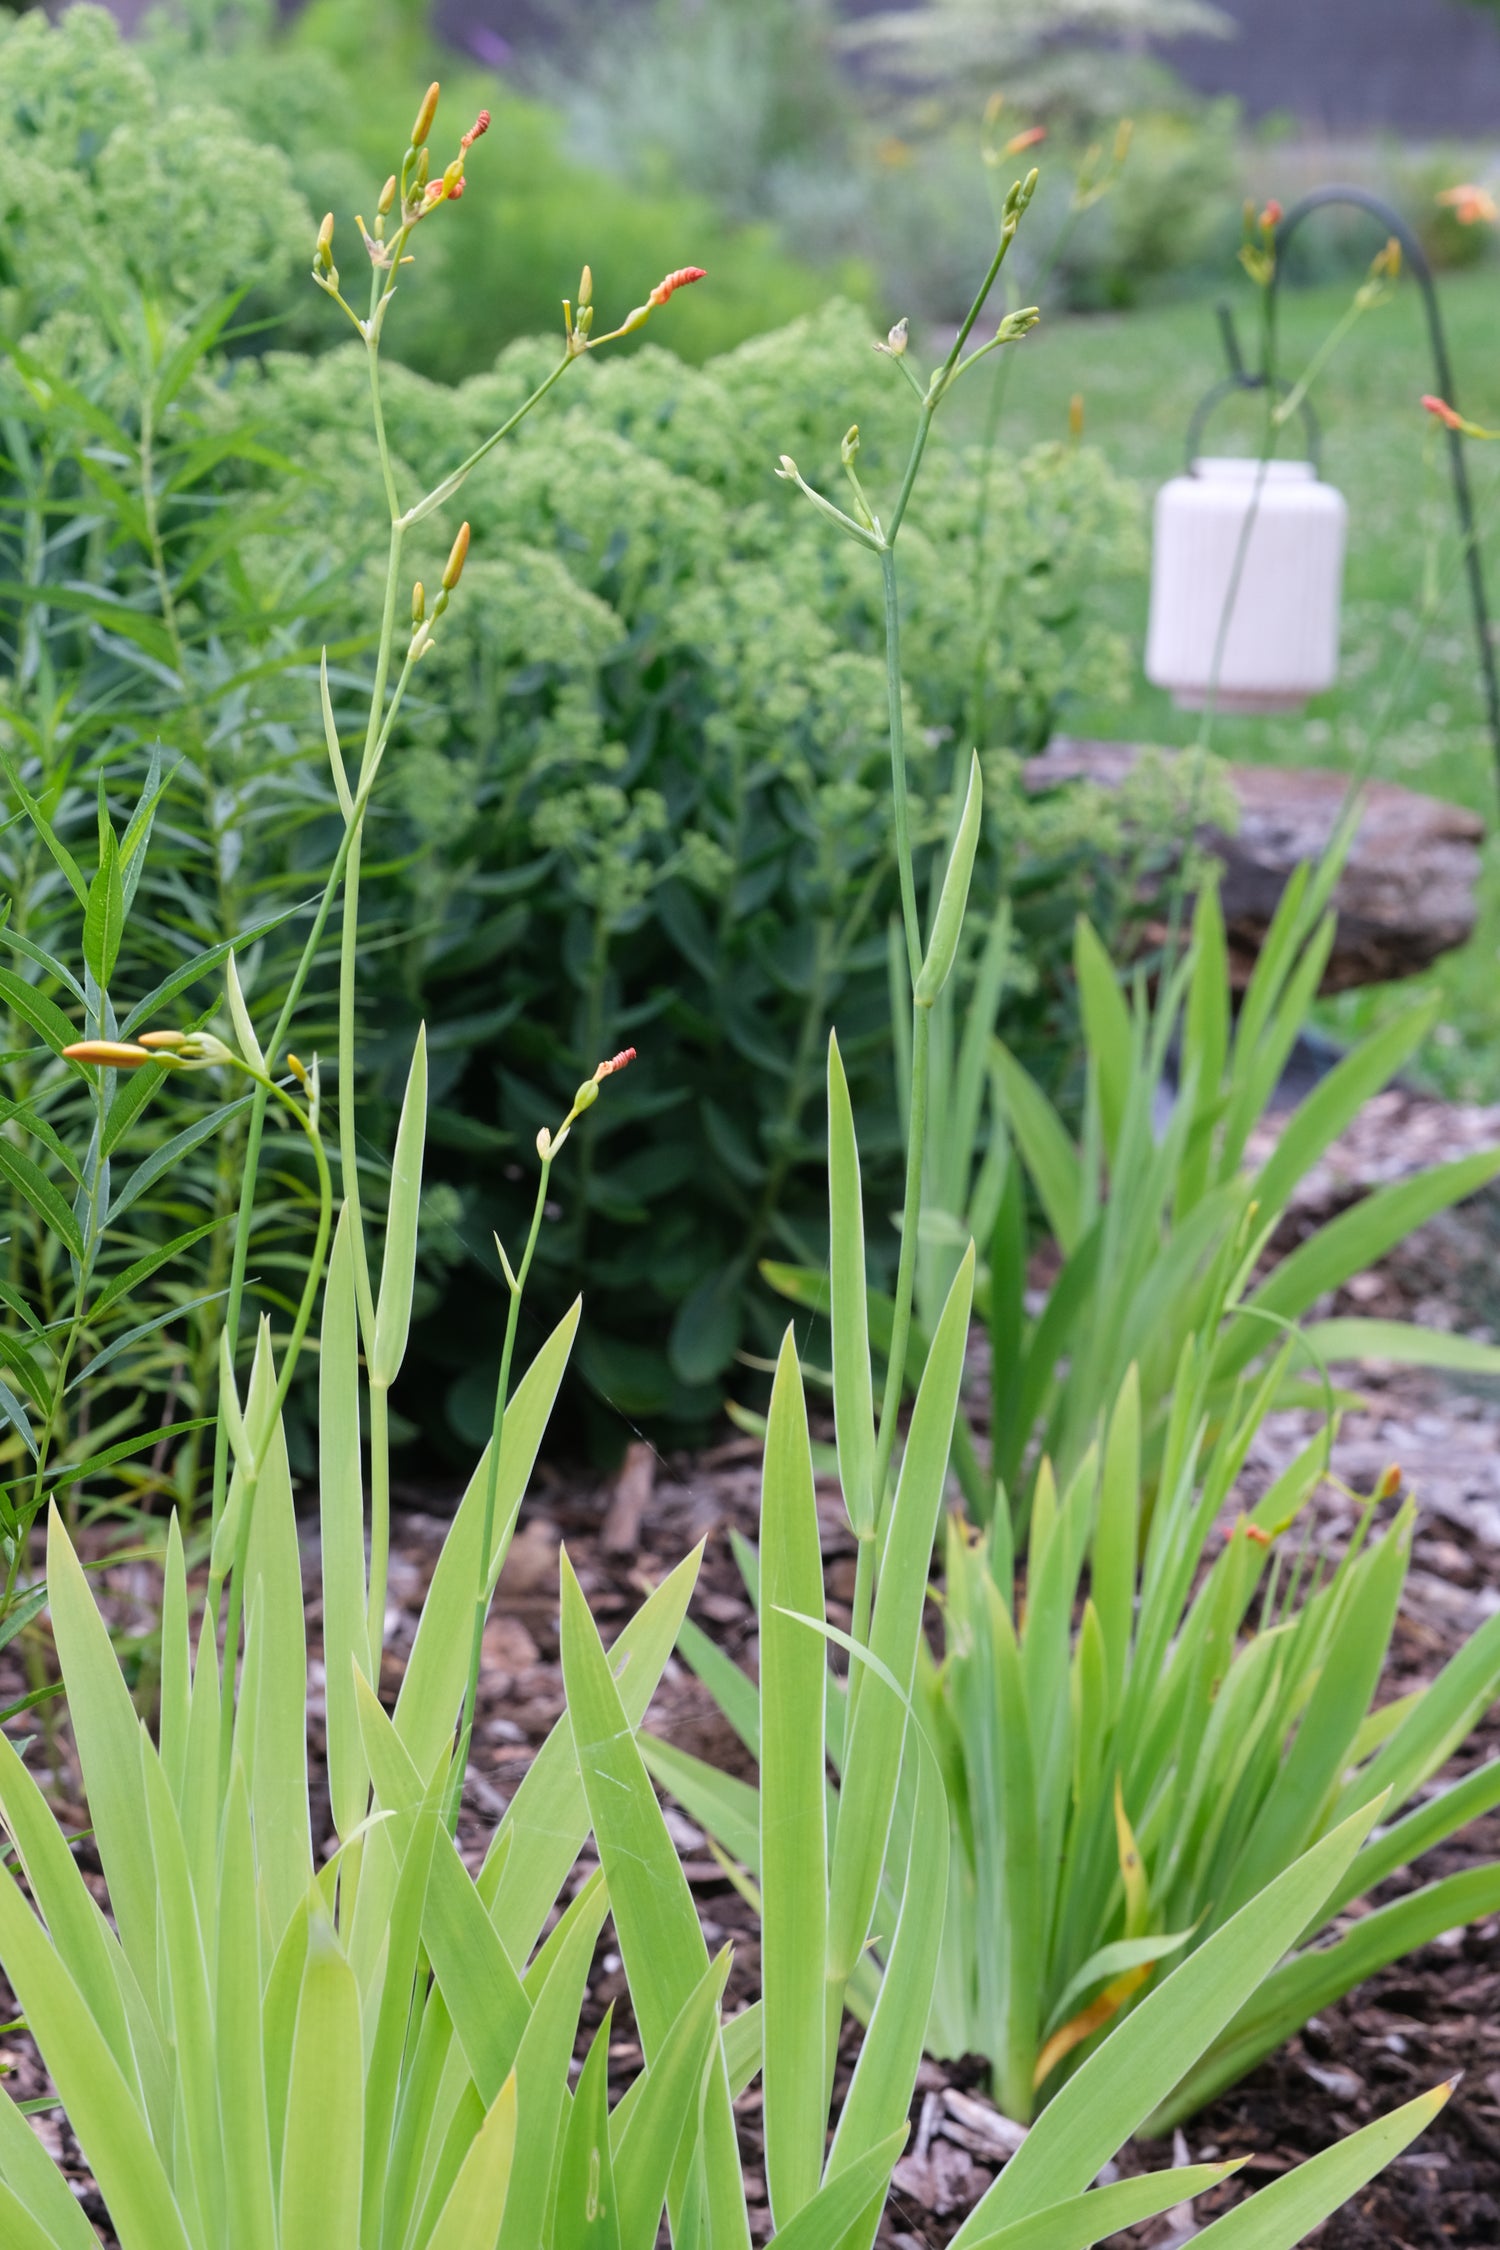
<box><xmin>1145</xmin><ymin>438</ymin><xmax>1347</xmax><ymax>716</ymax></box>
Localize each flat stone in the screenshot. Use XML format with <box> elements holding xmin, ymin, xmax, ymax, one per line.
<box><xmin>1025</xmin><ymin>740</ymin><xmax>1483</xmax><ymax>989</ymax></box>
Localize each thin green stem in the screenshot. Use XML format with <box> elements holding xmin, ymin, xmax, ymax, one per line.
<box><xmin>447</xmin><ymin>1153</ymin><xmax>554</xmax><ymax>1833</ymax></box>
<box><xmin>883</xmin><ymin>548</ymin><xmax>922</xmax><ymax>987</ymax></box>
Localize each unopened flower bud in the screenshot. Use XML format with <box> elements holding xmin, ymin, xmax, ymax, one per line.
<box><xmin>1423</xmin><ymin>393</ymin><xmax>1464</xmax><ymax>431</ymax></box>
<box><xmin>983</xmin><ymin>90</ymin><xmax>1005</xmax><ymax>125</ymax></box>
<box><xmin>377</xmin><ymin>174</ymin><xmax>397</xmax><ymax>217</ymax></box>
<box><xmin>315</xmin><ymin>212</ymin><xmax>335</xmax><ymax>271</ymax></box>
<box><xmin>62</xmin><ymin>1039</ymin><xmax>153</xmax><ymax>1069</ymax></box>
<box><xmin>138</xmin><ymin>1028</ymin><xmax>188</xmax><ymax>1050</ymax></box>
<box><xmin>776</xmin><ymin>454</ymin><xmax>799</xmax><ymax>481</ymax></box>
<box><xmin>1069</xmin><ymin>391</ymin><xmax>1085</xmax><ymax>439</ymax></box>
<box><xmin>578</xmin><ymin>263</ymin><xmax>593</xmax><ymax>309</ymax></box>
<box><xmin>411</xmin><ymin>81</ymin><xmax>440</xmax><ymax>149</ymax></box>
<box><xmin>442</xmin><ymin>157</ymin><xmax>464</xmax><ymax>197</ymax></box>
<box><xmin>881</xmin><ymin>316</ymin><xmax>909</xmax><ymax>358</ymax></box>
<box><xmin>286</xmin><ymin>1053</ymin><xmax>310</xmax><ymax>1089</ymax></box>
<box><xmin>441</xmin><ymin>521</ymin><xmax>471</xmax><ymax>591</ymax></box>
<box><xmin>412</xmin><ymin>581</ymin><xmax>426</xmax><ymax>625</ymax></box>
<box><xmin>1004</xmin><ymin>124</ymin><xmax>1045</xmax><ymax>155</ymax></box>
<box><xmin>537</xmin><ymin>1125</ymin><xmax>552</xmax><ymax>1159</ymax></box>
<box><xmin>1260</xmin><ymin>199</ymin><xmax>1283</xmax><ymax>232</ymax></box>
<box><xmin>1375</xmin><ymin>1463</ymin><xmax>1403</xmax><ymax>1501</ymax></box>
<box><xmin>841</xmin><ymin>425</ymin><xmax>860</xmax><ymax>468</ymax></box>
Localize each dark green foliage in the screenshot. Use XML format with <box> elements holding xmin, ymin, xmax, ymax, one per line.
<box><xmin>0</xmin><ymin>5</ymin><xmax>1170</xmax><ymax>1466</ymax></box>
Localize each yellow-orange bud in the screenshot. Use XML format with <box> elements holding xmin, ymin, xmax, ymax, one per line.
<box><xmin>411</xmin><ymin>82</ymin><xmax>440</xmax><ymax>148</ymax></box>
<box><xmin>1375</xmin><ymin>1463</ymin><xmax>1403</xmax><ymax>1501</ymax></box>
<box><xmin>63</xmin><ymin>1040</ymin><xmax>153</xmax><ymax>1069</ymax></box>
<box><xmin>441</xmin><ymin>521</ymin><xmax>471</xmax><ymax>592</ymax></box>
<box><xmin>578</xmin><ymin>263</ymin><xmax>593</xmax><ymax>309</ymax></box>
<box><xmin>377</xmin><ymin>174</ymin><xmax>397</xmax><ymax>217</ymax></box>
<box><xmin>412</xmin><ymin>580</ymin><xmax>426</xmax><ymax>625</ymax></box>
<box><xmin>137</xmin><ymin>1029</ymin><xmax>188</xmax><ymax>1050</ymax></box>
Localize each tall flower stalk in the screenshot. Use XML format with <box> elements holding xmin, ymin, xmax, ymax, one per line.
<box><xmin>778</xmin><ymin>167</ymin><xmax>1039</xmax><ymax>1646</ymax></box>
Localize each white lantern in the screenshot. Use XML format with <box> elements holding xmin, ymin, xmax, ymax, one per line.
<box><xmin>1145</xmin><ymin>457</ymin><xmax>1347</xmax><ymax>714</ymax></box>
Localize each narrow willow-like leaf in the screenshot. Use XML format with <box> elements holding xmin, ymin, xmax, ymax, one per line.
<box><xmin>0</xmin><ymin>1140</ymin><xmax>85</xmax><ymax>1259</ymax></box>
<box><xmin>963</xmin><ymin>2162</ymin><xmax>1241</xmax><ymax>2250</ymax></box>
<box><xmin>82</xmin><ymin>819</ymin><xmax>124</xmax><ymax>990</ymax></box>
<box><xmin>1073</xmin><ymin>919</ymin><xmax>1132</xmax><ymax>1165</ymax></box>
<box><xmin>372</xmin><ymin>1022</ymin><xmax>427</xmax><ymax>1389</ymax></box>
<box><xmin>321</xmin><ymin>647</ymin><xmax>355</xmax><ymax>819</ymax></box>
<box><xmin>279</xmin><ymin>1914</ymin><xmax>363</xmax><ymax>2250</ymax></box>
<box><xmin>828</xmin><ymin>1031</ymin><xmax>876</xmax><ymax>1539</ymax></box>
<box><xmin>425</xmin><ymin>2074</ymin><xmax>518</xmax><ymax>2250</ymax></box>
<box><xmin>1186</xmin><ymin>2083</ymin><xmax>1449</xmax><ymax>2250</ymax></box>
<box><xmin>44</xmin><ymin>1508</ymin><xmax>159</xmax><ymax>1988</ymax></box>
<box><xmin>216</xmin><ymin>1765</ymin><xmax>276</xmax><ymax>2250</ymax></box>
<box><xmin>396</xmin><ymin>1299</ymin><xmax>581</xmax><ymax>1778</ymax></box>
<box><xmin>559</xmin><ymin>1555</ymin><xmax>749</xmax><ymax>2250</ymax></box>
<box><xmin>321</xmin><ymin>1204</ymin><xmax>370</xmax><ymax>1839</ymax></box>
<box><xmin>826</xmin><ymin>1246</ymin><xmax>974</xmax><ymax>2017</ymax></box>
<box><xmin>758</xmin><ymin>1326</ymin><xmax>828</xmax><ymax>2224</ymax></box>
<box><xmin>915</xmin><ymin>750</ymin><xmax>982</xmax><ymax>1006</ymax></box>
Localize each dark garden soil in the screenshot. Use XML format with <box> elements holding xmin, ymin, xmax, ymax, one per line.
<box><xmin>6</xmin><ymin>1084</ymin><xmax>1500</xmax><ymax>2245</ymax></box>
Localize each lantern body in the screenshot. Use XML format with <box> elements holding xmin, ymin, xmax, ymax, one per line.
<box><xmin>1145</xmin><ymin>458</ymin><xmax>1347</xmax><ymax>714</ymax></box>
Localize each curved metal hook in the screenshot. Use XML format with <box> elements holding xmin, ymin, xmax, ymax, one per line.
<box><xmin>1264</xmin><ymin>190</ymin><xmax>1500</xmax><ymax>783</ymax></box>
<box><xmin>1183</xmin><ymin>371</ymin><xmax>1322</xmax><ymax>478</ymax></box>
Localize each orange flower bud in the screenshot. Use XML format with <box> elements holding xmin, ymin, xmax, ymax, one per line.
<box><xmin>1423</xmin><ymin>393</ymin><xmax>1464</xmax><ymax>430</ymax></box>
<box><xmin>137</xmin><ymin>1029</ymin><xmax>188</xmax><ymax>1049</ymax></box>
<box><xmin>63</xmin><ymin>1040</ymin><xmax>153</xmax><ymax>1069</ymax></box>
<box><xmin>1375</xmin><ymin>1463</ymin><xmax>1402</xmax><ymax>1501</ymax></box>
<box><xmin>411</xmin><ymin>82</ymin><xmax>440</xmax><ymax>149</ymax></box>
<box><xmin>1004</xmin><ymin>125</ymin><xmax>1046</xmax><ymax>155</ymax></box>
<box><xmin>441</xmin><ymin>521</ymin><xmax>471</xmax><ymax>592</ymax></box>
<box><xmin>1260</xmin><ymin>198</ymin><xmax>1283</xmax><ymax>231</ymax></box>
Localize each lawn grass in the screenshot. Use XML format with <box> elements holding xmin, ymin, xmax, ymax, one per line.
<box><xmin>981</xmin><ymin>264</ymin><xmax>1500</xmax><ymax>1098</ymax></box>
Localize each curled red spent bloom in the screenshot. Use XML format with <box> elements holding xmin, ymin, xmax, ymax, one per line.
<box><xmin>1004</xmin><ymin>125</ymin><xmax>1046</xmax><ymax>155</ymax></box>
<box><xmin>1259</xmin><ymin>199</ymin><xmax>1283</xmax><ymax>231</ymax></box>
<box><xmin>1243</xmin><ymin>1522</ymin><xmax>1272</xmax><ymax>1548</ymax></box>
<box><xmin>1423</xmin><ymin>393</ymin><xmax>1464</xmax><ymax>430</ymax></box>
<box><xmin>594</xmin><ymin>1047</ymin><xmax>637</xmax><ymax>1082</ymax></box>
<box><xmin>648</xmin><ymin>267</ymin><xmax>707</xmax><ymax>309</ymax></box>
<box><xmin>460</xmin><ymin>109</ymin><xmax>491</xmax><ymax>154</ymax></box>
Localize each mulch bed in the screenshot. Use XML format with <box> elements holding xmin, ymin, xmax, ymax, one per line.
<box><xmin>5</xmin><ymin>1103</ymin><xmax>1500</xmax><ymax>2241</ymax></box>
